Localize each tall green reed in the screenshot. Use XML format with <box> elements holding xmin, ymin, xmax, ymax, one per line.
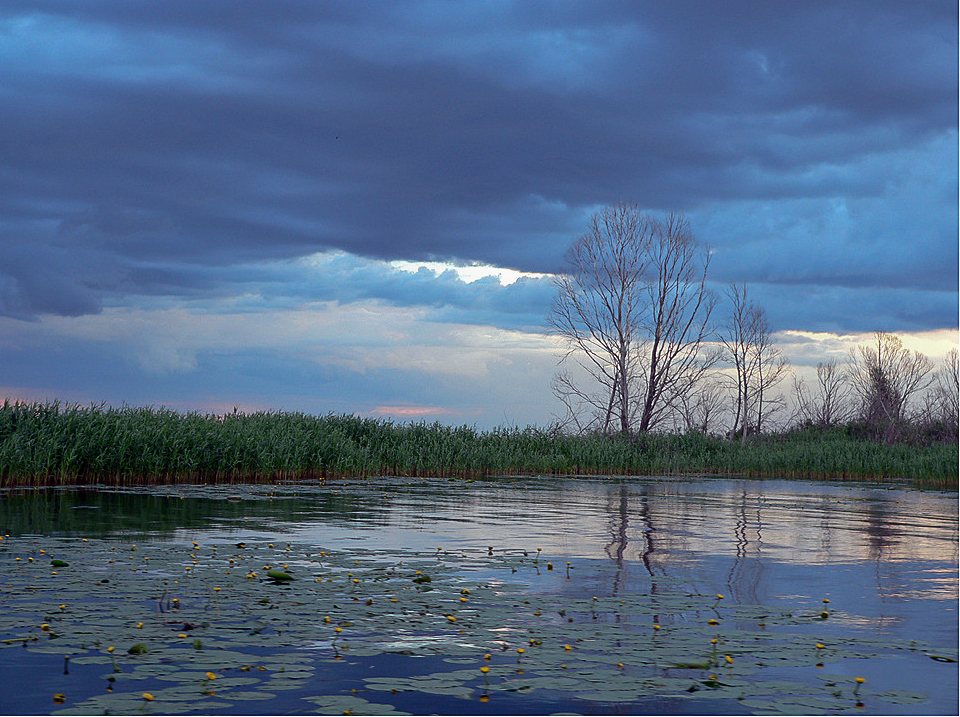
<box><xmin>0</xmin><ymin>400</ymin><xmax>955</xmax><ymax>488</ymax></box>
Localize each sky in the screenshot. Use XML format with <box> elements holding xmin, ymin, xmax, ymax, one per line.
<box><xmin>1</xmin><ymin>0</ymin><xmax>957</xmax><ymax>428</ymax></box>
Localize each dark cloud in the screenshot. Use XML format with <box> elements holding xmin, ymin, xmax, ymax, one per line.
<box><xmin>161</xmin><ymin>251</ymin><xmax>557</xmax><ymax>332</ymax></box>
<box><xmin>1</xmin><ymin>0</ymin><xmax>956</xmax><ymax>328</ymax></box>
<box><xmin>734</xmin><ymin>282</ymin><xmax>959</xmax><ymax>335</ymax></box>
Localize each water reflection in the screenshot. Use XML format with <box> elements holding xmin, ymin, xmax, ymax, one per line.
<box><xmin>603</xmin><ymin>484</ymin><xmax>633</xmax><ymax>593</ymax></box>
<box><xmin>726</xmin><ymin>489</ymin><xmax>764</xmax><ymax>605</ymax></box>
<box><xmin>2</xmin><ymin>476</ymin><xmax>956</xmax><ymax>642</ymax></box>
<box><xmin>4</xmin><ymin>477</ymin><xmax>955</xmax><ymax>565</ymax></box>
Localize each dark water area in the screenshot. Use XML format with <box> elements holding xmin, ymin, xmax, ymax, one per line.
<box><xmin>1</xmin><ymin>476</ymin><xmax>957</xmax><ymax>715</ymax></box>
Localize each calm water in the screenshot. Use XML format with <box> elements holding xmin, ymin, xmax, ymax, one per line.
<box><xmin>1</xmin><ymin>475</ymin><xmax>957</xmax><ymax>715</ymax></box>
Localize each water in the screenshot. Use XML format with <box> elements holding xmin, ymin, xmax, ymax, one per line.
<box><xmin>1</xmin><ymin>475</ymin><xmax>956</xmax><ymax>715</ymax></box>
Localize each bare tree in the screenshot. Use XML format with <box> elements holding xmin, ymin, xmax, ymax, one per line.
<box><xmin>919</xmin><ymin>348</ymin><xmax>959</xmax><ymax>440</ymax></box>
<box><xmin>675</xmin><ymin>377</ymin><xmax>727</xmax><ymax>435</ymax></box>
<box><xmin>748</xmin><ymin>304</ymin><xmax>789</xmax><ymax>433</ymax></box>
<box><xmin>721</xmin><ymin>283</ymin><xmax>752</xmax><ymax>438</ymax></box>
<box><xmin>847</xmin><ymin>331</ymin><xmax>933</xmax><ymax>441</ymax></box>
<box><xmin>635</xmin><ymin>213</ymin><xmax>718</xmax><ymax>432</ymax></box>
<box><xmin>934</xmin><ymin>348</ymin><xmax>959</xmax><ymax>430</ymax></box>
<box><xmin>551</xmin><ymin>369</ymin><xmax>620</xmax><ymax>436</ymax></box>
<box><xmin>550</xmin><ymin>204</ymin><xmax>715</xmax><ymax>435</ymax></box>
<box><xmin>550</xmin><ymin>204</ymin><xmax>647</xmax><ymax>435</ymax></box>
<box><xmin>792</xmin><ymin>358</ymin><xmax>853</xmax><ymax>428</ymax></box>
<box><xmin>720</xmin><ymin>284</ymin><xmax>789</xmax><ymax>441</ymax></box>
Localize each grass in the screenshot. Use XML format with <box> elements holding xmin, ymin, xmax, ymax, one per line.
<box><xmin>0</xmin><ymin>400</ymin><xmax>956</xmax><ymax>489</ymax></box>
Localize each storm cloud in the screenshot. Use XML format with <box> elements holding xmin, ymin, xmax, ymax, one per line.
<box><xmin>1</xmin><ymin>0</ymin><xmax>956</xmax><ymax>425</ymax></box>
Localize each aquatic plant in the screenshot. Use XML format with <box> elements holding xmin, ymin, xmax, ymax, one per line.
<box><xmin>1</xmin><ymin>401</ymin><xmax>955</xmax><ymax>488</ymax></box>
<box><xmin>0</xmin><ymin>527</ymin><xmax>952</xmax><ymax>715</ymax></box>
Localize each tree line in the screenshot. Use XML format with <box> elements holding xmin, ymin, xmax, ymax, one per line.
<box><xmin>549</xmin><ymin>203</ymin><xmax>958</xmax><ymax>444</ymax></box>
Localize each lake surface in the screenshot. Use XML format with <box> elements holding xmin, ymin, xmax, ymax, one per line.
<box><xmin>1</xmin><ymin>476</ymin><xmax>957</xmax><ymax>715</ymax></box>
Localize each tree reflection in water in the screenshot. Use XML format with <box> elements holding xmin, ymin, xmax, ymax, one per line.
<box><xmin>726</xmin><ymin>488</ymin><xmax>765</xmax><ymax>605</ymax></box>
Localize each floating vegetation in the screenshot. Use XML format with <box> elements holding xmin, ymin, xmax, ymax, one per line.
<box><xmin>1</xmin><ymin>527</ymin><xmax>954</xmax><ymax>716</ymax></box>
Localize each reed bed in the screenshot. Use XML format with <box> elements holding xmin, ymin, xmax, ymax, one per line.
<box><xmin>1</xmin><ymin>401</ymin><xmax>956</xmax><ymax>489</ymax></box>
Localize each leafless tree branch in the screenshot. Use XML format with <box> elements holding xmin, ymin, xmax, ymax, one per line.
<box><xmin>550</xmin><ymin>205</ymin><xmax>715</xmax><ymax>436</ymax></box>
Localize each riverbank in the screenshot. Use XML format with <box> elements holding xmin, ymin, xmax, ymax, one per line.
<box><xmin>1</xmin><ymin>401</ymin><xmax>956</xmax><ymax>489</ymax></box>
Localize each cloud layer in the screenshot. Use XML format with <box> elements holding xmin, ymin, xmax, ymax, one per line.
<box><xmin>1</xmin><ymin>0</ymin><xmax>956</xmax><ymax>425</ymax></box>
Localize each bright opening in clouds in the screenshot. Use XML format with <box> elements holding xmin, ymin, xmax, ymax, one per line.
<box><xmin>390</xmin><ymin>259</ymin><xmax>551</xmax><ymax>286</ymax></box>
<box><xmin>1</xmin><ymin>0</ymin><xmax>956</xmax><ymax>428</ymax></box>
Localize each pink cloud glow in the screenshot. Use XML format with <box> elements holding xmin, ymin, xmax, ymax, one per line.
<box><xmin>369</xmin><ymin>405</ymin><xmax>457</xmax><ymax>418</ymax></box>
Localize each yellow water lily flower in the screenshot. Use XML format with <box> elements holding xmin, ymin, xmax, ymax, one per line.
<box><xmin>725</xmin><ymin>655</ymin><xmax>734</xmax><ymax>664</ymax></box>
<box><xmin>205</xmin><ymin>672</ymin><xmax>216</xmax><ymax>681</ymax></box>
<box><xmin>142</xmin><ymin>693</ymin><xmax>155</xmax><ymax>701</ymax></box>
